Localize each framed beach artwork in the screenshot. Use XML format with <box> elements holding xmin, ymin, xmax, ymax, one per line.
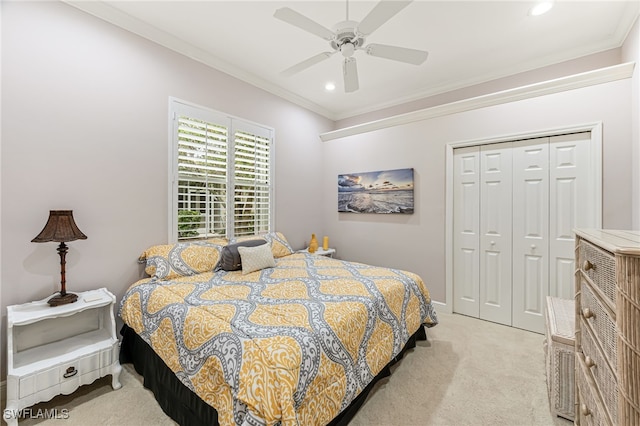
<box><xmin>338</xmin><ymin>168</ymin><xmax>414</xmax><ymax>214</ymax></box>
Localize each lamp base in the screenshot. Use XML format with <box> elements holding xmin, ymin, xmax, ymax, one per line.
<box><xmin>48</xmin><ymin>292</ymin><xmax>78</xmax><ymax>307</ymax></box>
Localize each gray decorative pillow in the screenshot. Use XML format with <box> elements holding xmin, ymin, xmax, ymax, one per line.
<box><xmin>217</xmin><ymin>239</ymin><xmax>267</xmax><ymax>271</ymax></box>
<box><xmin>238</xmin><ymin>243</ymin><xmax>276</xmax><ymax>274</ymax></box>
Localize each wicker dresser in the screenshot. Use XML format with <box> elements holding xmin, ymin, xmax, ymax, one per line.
<box><xmin>574</xmin><ymin>229</ymin><xmax>640</xmax><ymax>426</ymax></box>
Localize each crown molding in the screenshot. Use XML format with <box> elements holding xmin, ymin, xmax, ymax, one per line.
<box><xmin>320</xmin><ymin>62</ymin><xmax>635</xmax><ymax>142</ymax></box>
<box><xmin>63</xmin><ymin>0</ymin><xmax>337</xmax><ymax>121</ymax></box>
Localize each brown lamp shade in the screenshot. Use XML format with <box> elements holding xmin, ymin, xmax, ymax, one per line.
<box><xmin>31</xmin><ymin>210</ymin><xmax>87</xmax><ymax>306</ymax></box>
<box><xmin>32</xmin><ymin>210</ymin><xmax>87</xmax><ymax>243</ymax></box>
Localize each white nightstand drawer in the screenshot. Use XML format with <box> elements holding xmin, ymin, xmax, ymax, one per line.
<box><xmin>76</xmin><ymin>351</ymin><xmax>100</xmax><ymax>373</ymax></box>
<box><xmin>18</xmin><ymin>367</ymin><xmax>57</xmax><ymax>399</ymax></box>
<box><xmin>17</xmin><ymin>349</ymin><xmax>108</xmax><ymax>399</ymax></box>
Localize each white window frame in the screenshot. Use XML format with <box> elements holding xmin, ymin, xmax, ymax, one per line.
<box><xmin>168</xmin><ymin>98</ymin><xmax>275</xmax><ymax>243</ymax></box>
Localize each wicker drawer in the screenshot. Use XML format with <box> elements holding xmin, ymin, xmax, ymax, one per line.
<box><xmin>579</xmin><ymin>240</ymin><xmax>616</xmax><ymax>307</ymax></box>
<box><xmin>580</xmin><ymin>317</ymin><xmax>618</xmax><ymax>424</ymax></box>
<box><xmin>576</xmin><ymin>353</ymin><xmax>611</xmax><ymax>426</ymax></box>
<box><xmin>579</xmin><ymin>280</ymin><xmax>617</xmax><ymax>368</ymax></box>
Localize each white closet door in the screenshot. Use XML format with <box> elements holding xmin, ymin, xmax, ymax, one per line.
<box><xmin>453</xmin><ymin>146</ymin><xmax>480</xmax><ymax>317</ymax></box>
<box><xmin>452</xmin><ymin>131</ymin><xmax>595</xmax><ymax>333</ymax></box>
<box><xmin>549</xmin><ymin>132</ymin><xmax>592</xmax><ymax>299</ymax></box>
<box><xmin>512</xmin><ymin>138</ymin><xmax>549</xmax><ymax>333</ymax></box>
<box><xmin>479</xmin><ymin>144</ymin><xmax>512</xmax><ymax>326</ymax></box>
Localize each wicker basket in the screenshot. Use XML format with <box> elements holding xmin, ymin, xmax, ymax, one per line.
<box><xmin>544</xmin><ymin>296</ymin><xmax>575</xmax><ymax>421</ymax></box>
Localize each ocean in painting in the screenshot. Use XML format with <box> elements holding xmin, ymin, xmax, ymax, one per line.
<box><xmin>338</xmin><ymin>189</ymin><xmax>414</xmax><ymax>214</ymax></box>
<box><xmin>338</xmin><ymin>168</ymin><xmax>414</xmax><ymax>214</ymax></box>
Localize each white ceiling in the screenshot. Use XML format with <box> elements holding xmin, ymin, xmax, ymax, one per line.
<box><xmin>67</xmin><ymin>1</ymin><xmax>639</xmax><ymax>120</ymax></box>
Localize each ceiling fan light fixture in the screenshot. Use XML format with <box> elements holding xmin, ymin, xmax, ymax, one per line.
<box><xmin>340</xmin><ymin>42</ymin><xmax>355</xmax><ymax>58</ymax></box>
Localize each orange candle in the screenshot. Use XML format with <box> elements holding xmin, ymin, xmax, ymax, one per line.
<box><xmin>323</xmin><ymin>236</ymin><xmax>329</xmax><ymax>250</ymax></box>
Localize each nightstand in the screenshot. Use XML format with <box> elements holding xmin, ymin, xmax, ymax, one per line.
<box><xmin>299</xmin><ymin>247</ymin><xmax>336</xmax><ymax>257</ymax></box>
<box><xmin>4</xmin><ymin>288</ymin><xmax>121</xmax><ymax>425</ymax></box>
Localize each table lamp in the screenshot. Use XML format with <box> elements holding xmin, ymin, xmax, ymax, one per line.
<box><xmin>31</xmin><ymin>210</ymin><xmax>87</xmax><ymax>306</ymax></box>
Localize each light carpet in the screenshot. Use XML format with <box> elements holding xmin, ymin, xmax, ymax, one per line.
<box><xmin>6</xmin><ymin>311</ymin><xmax>572</xmax><ymax>426</ymax></box>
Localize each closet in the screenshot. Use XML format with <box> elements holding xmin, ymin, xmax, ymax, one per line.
<box><xmin>452</xmin><ymin>132</ymin><xmax>596</xmax><ymax>333</ymax></box>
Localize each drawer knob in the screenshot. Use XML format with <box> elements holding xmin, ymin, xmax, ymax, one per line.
<box><xmin>581</xmin><ymin>404</ymin><xmax>591</xmax><ymax>416</ymax></box>
<box><xmin>63</xmin><ymin>366</ymin><xmax>77</xmax><ymax>379</ymax></box>
<box><xmin>585</xmin><ymin>356</ymin><xmax>595</xmax><ymax>368</ymax></box>
<box><xmin>583</xmin><ymin>260</ymin><xmax>594</xmax><ymax>271</ymax></box>
<box><xmin>582</xmin><ymin>308</ymin><xmax>594</xmax><ymax>319</ymax></box>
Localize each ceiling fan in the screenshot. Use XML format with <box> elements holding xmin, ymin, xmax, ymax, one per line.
<box><xmin>274</xmin><ymin>0</ymin><xmax>429</xmax><ymax>93</ymax></box>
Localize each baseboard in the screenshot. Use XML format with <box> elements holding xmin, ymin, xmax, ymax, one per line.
<box><xmin>431</xmin><ymin>299</ymin><xmax>451</xmax><ymax>314</ymax></box>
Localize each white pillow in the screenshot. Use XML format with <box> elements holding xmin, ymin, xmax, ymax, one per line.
<box><xmin>238</xmin><ymin>243</ymin><xmax>276</xmax><ymax>274</ymax></box>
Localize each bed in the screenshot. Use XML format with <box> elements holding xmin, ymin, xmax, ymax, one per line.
<box><xmin>119</xmin><ymin>232</ymin><xmax>438</xmax><ymax>426</ymax></box>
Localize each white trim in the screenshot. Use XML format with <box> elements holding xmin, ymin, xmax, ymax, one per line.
<box><xmin>430</xmin><ymin>299</ymin><xmax>451</xmax><ymax>314</ymax></box>
<box><xmin>444</xmin><ymin>122</ymin><xmax>603</xmax><ymax>309</ymax></box>
<box><xmin>63</xmin><ymin>1</ymin><xmax>336</xmax><ymax>120</ymax></box>
<box><xmin>168</xmin><ymin>98</ymin><xmax>176</xmax><ymax>242</ymax></box>
<box><xmin>320</xmin><ymin>63</ymin><xmax>634</xmax><ymax>142</ymax></box>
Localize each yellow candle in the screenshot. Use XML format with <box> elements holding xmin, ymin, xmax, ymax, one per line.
<box><xmin>323</xmin><ymin>236</ymin><xmax>329</xmax><ymax>250</ymax></box>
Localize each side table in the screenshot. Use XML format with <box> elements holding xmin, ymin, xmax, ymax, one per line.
<box><xmin>299</xmin><ymin>247</ymin><xmax>336</xmax><ymax>257</ymax></box>
<box><xmin>4</xmin><ymin>288</ymin><xmax>121</xmax><ymax>425</ymax></box>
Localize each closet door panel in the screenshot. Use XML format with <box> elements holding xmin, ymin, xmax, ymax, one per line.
<box><xmin>523</xmin><ymin>252</ymin><xmax>544</xmax><ymax>314</ymax></box>
<box><xmin>451</xmin><ymin>131</ymin><xmax>595</xmax><ymax>333</ymax></box>
<box><xmin>549</xmin><ymin>132</ymin><xmax>591</xmax><ymax>299</ymax></box>
<box><xmin>512</xmin><ymin>139</ymin><xmax>549</xmax><ymax>333</ymax></box>
<box><xmin>453</xmin><ymin>147</ymin><xmax>480</xmax><ymax>317</ymax></box>
<box><xmin>479</xmin><ymin>144</ymin><xmax>512</xmax><ymax>325</ymax></box>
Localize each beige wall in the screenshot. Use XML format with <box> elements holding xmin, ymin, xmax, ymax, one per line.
<box><xmin>322</xmin><ymin>78</ymin><xmax>633</xmax><ymax>305</ymax></box>
<box><xmin>0</xmin><ymin>1</ymin><xmax>332</xmax><ymax>378</ymax></box>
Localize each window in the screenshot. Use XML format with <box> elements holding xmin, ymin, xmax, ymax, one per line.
<box><xmin>170</xmin><ymin>99</ymin><xmax>274</xmax><ymax>242</ymax></box>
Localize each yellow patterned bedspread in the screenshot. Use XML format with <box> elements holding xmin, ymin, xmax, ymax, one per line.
<box><xmin>119</xmin><ymin>253</ymin><xmax>438</xmax><ymax>426</ymax></box>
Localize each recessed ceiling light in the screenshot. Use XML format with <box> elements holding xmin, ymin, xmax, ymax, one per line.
<box><xmin>325</xmin><ymin>82</ymin><xmax>336</xmax><ymax>92</ymax></box>
<box><xmin>529</xmin><ymin>1</ymin><xmax>554</xmax><ymax>16</ymax></box>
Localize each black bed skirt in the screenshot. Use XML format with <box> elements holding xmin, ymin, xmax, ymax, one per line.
<box><xmin>119</xmin><ymin>324</ymin><xmax>427</xmax><ymax>426</ymax></box>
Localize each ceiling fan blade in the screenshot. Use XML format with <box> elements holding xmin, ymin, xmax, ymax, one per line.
<box><xmin>343</xmin><ymin>57</ymin><xmax>359</xmax><ymax>93</ymax></box>
<box><xmin>281</xmin><ymin>52</ymin><xmax>335</xmax><ymax>77</ymax></box>
<box><xmin>365</xmin><ymin>43</ymin><xmax>428</xmax><ymax>65</ymax></box>
<box><xmin>274</xmin><ymin>7</ymin><xmax>335</xmax><ymax>41</ymax></box>
<box><xmin>357</xmin><ymin>0</ymin><xmax>412</xmax><ymax>36</ymax></box>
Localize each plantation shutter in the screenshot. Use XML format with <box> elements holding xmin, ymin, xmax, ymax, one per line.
<box><xmin>176</xmin><ymin>116</ymin><xmax>228</xmax><ymax>240</ymax></box>
<box><xmin>232</xmin><ymin>125</ymin><xmax>272</xmax><ymax>236</ymax></box>
<box><xmin>171</xmin><ymin>99</ymin><xmax>274</xmax><ymax>242</ymax></box>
